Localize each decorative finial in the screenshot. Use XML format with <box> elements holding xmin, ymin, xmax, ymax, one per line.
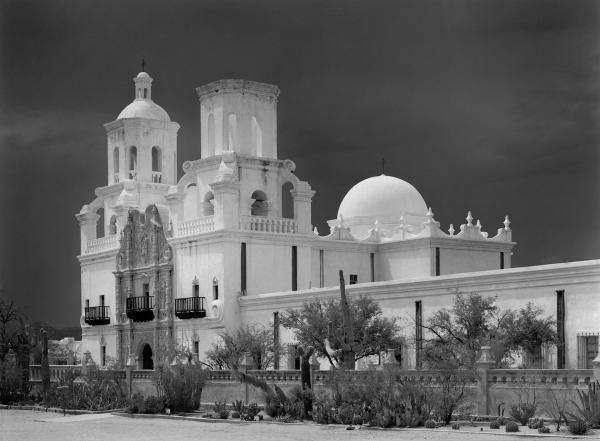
<box><xmin>381</xmin><ymin>158</ymin><xmax>385</xmax><ymax>175</ymax></box>
<box><xmin>141</xmin><ymin>57</ymin><xmax>146</xmax><ymax>72</ymax></box>
<box><xmin>313</xmin><ymin>226</ymin><xmax>319</xmax><ymax>235</ymax></box>
<box><xmin>374</xmin><ymin>217</ymin><xmax>380</xmax><ymax>230</ymax></box>
<box><xmin>476</xmin><ymin>219</ymin><xmax>482</xmax><ymax>229</ymax></box>
<box><xmin>466</xmin><ymin>211</ymin><xmax>473</xmax><ymax>226</ymax></box>
<box><xmin>427</xmin><ymin>207</ymin><xmax>434</xmax><ymax>218</ymax></box>
<box><xmin>503</xmin><ymin>215</ymin><xmax>511</xmax><ymax>231</ymax></box>
<box><xmin>448</xmin><ymin>224</ymin><xmax>455</xmax><ymax>235</ymax></box>
<box><xmin>338</xmin><ymin>213</ymin><xmax>344</xmax><ymax>227</ymax></box>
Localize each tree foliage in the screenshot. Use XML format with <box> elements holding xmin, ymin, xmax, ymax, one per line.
<box><xmin>280</xmin><ymin>295</ymin><xmax>402</xmax><ymax>367</ymax></box>
<box><xmin>205</xmin><ymin>324</ymin><xmax>279</xmax><ymax>370</ymax></box>
<box><xmin>421</xmin><ymin>294</ymin><xmax>558</xmax><ymax>370</ymax></box>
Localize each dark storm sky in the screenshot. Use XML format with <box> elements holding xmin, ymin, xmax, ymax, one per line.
<box><xmin>1</xmin><ymin>0</ymin><xmax>599</xmax><ymax>327</ymax></box>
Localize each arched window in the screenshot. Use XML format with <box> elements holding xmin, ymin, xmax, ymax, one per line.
<box><xmin>96</xmin><ymin>208</ymin><xmax>105</xmax><ymax>239</ymax></box>
<box><xmin>109</xmin><ymin>215</ymin><xmax>117</xmax><ymax>235</ymax></box>
<box><xmin>207</xmin><ymin>114</ymin><xmax>215</xmax><ymax>156</ymax></box>
<box><xmin>113</xmin><ymin>147</ymin><xmax>119</xmax><ymax>174</ymax></box>
<box><xmin>282</xmin><ymin>182</ymin><xmax>294</xmax><ymax>219</ymax></box>
<box><xmin>227</xmin><ymin>114</ymin><xmax>238</xmax><ymax>151</ymax></box>
<box><xmin>129</xmin><ymin>146</ymin><xmax>137</xmax><ymax>179</ymax></box>
<box><xmin>203</xmin><ymin>191</ymin><xmax>214</xmax><ymax>216</ymax></box>
<box><xmin>212</xmin><ymin>277</ymin><xmax>219</xmax><ymax>300</ymax></box>
<box><xmin>251</xmin><ymin>116</ymin><xmax>263</xmax><ymax>157</ymax></box>
<box><xmin>151</xmin><ymin>146</ymin><xmax>161</xmax><ymax>172</ymax></box>
<box><xmin>251</xmin><ymin>190</ymin><xmax>268</xmax><ymax>216</ymax></box>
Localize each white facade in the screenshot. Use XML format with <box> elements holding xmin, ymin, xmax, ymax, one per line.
<box><xmin>77</xmin><ymin>72</ymin><xmax>600</xmax><ymax>370</ymax></box>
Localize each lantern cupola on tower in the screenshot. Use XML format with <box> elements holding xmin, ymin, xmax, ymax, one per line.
<box><xmin>104</xmin><ymin>70</ymin><xmax>180</xmax><ymax>186</ymax></box>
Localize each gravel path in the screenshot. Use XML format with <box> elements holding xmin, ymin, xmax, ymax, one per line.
<box><xmin>1</xmin><ymin>409</ymin><xmax>597</xmax><ymax>441</ymax></box>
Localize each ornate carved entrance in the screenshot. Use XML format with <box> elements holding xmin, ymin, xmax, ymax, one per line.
<box><xmin>114</xmin><ymin>205</ymin><xmax>174</xmax><ymax>368</ymax></box>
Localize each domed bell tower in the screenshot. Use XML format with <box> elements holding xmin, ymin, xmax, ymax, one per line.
<box><xmin>104</xmin><ymin>71</ymin><xmax>180</xmax><ymax>186</ymax></box>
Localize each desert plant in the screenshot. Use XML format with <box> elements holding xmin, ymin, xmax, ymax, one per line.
<box><xmin>452</xmin><ymin>422</ymin><xmax>460</xmax><ymax>430</ymax></box>
<box><xmin>231</xmin><ymin>411</ymin><xmax>240</xmax><ymax>419</ymax></box>
<box><xmin>154</xmin><ymin>361</ymin><xmax>208</xmax><ymax>413</ymax></box>
<box><xmin>567</xmin><ymin>417</ymin><xmax>588</xmax><ymax>435</ymax></box>
<box><xmin>566</xmin><ymin>381</ymin><xmax>600</xmax><ymax>429</ymax></box>
<box><xmin>312</xmin><ymin>400</ymin><xmax>334</xmax><ymax>424</ymax></box>
<box><xmin>538</xmin><ymin>426</ymin><xmax>550</xmax><ymax>433</ymax></box>
<box><xmin>505</xmin><ymin>421</ymin><xmax>519</xmax><ymax>432</ymax></box>
<box><xmin>143</xmin><ymin>396</ymin><xmax>166</xmax><ymax>414</ymax></box>
<box><xmin>424</xmin><ymin>419</ymin><xmax>436</xmax><ymax>428</ymax></box>
<box><xmin>490</xmin><ymin>420</ymin><xmax>500</xmax><ymax>429</ymax></box>
<box><xmin>528</xmin><ymin>417</ymin><xmax>544</xmax><ymax>429</ymax></box>
<box><xmin>212</xmin><ymin>400</ymin><xmax>229</xmax><ymax>419</ymax></box>
<box><xmin>542</xmin><ymin>385</ymin><xmax>569</xmax><ymax>431</ymax></box>
<box><xmin>496</xmin><ymin>416</ymin><xmax>507</xmax><ymax>425</ymax></box>
<box><xmin>509</xmin><ymin>389</ymin><xmax>537</xmax><ymax>425</ymax></box>
<box><xmin>240</xmin><ymin>402</ymin><xmax>260</xmax><ymax>421</ymax></box>
<box><xmin>231</xmin><ymin>399</ymin><xmax>244</xmax><ymax>413</ymax></box>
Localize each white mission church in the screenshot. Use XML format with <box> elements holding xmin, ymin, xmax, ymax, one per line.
<box><xmin>77</xmin><ymin>71</ymin><xmax>600</xmax><ymax>371</ymax></box>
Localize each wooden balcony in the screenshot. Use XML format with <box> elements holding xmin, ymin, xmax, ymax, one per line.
<box><xmin>84</xmin><ymin>306</ymin><xmax>110</xmax><ymax>325</ymax></box>
<box><xmin>175</xmin><ymin>296</ymin><xmax>206</xmax><ymax>319</ymax></box>
<box><xmin>126</xmin><ymin>296</ymin><xmax>154</xmax><ymax>322</ymax></box>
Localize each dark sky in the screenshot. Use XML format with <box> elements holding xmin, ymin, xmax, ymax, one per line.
<box><xmin>1</xmin><ymin>0</ymin><xmax>599</xmax><ymax>327</ymax></box>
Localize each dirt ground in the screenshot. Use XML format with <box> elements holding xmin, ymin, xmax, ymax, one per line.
<box><xmin>1</xmin><ymin>409</ymin><xmax>599</xmax><ymax>441</ymax></box>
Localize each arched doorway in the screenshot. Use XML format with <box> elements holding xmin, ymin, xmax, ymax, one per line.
<box><xmin>141</xmin><ymin>344</ymin><xmax>153</xmax><ymax>370</ymax></box>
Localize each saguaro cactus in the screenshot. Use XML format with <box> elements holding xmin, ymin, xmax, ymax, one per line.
<box><xmin>326</xmin><ymin>270</ymin><xmax>356</xmax><ymax>369</ymax></box>
<box><xmin>40</xmin><ymin>329</ymin><xmax>50</xmax><ymax>397</ymax></box>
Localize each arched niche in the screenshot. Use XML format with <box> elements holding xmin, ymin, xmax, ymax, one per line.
<box><xmin>109</xmin><ymin>215</ymin><xmax>117</xmax><ymax>235</ymax></box>
<box><xmin>251</xmin><ymin>190</ymin><xmax>268</xmax><ymax>216</ymax></box>
<box><xmin>129</xmin><ymin>146</ymin><xmax>137</xmax><ymax>178</ymax></box>
<box><xmin>96</xmin><ymin>207</ymin><xmax>105</xmax><ymax>239</ymax></box>
<box><xmin>152</xmin><ymin>146</ymin><xmax>162</xmax><ymax>172</ymax></box>
<box><xmin>183</xmin><ymin>183</ymin><xmax>198</xmax><ymax>220</ymax></box>
<box><xmin>113</xmin><ymin>147</ymin><xmax>119</xmax><ymax>174</ymax></box>
<box><xmin>227</xmin><ymin>114</ymin><xmax>238</xmax><ymax>151</ymax></box>
<box><xmin>251</xmin><ymin>116</ymin><xmax>262</xmax><ymax>157</ymax></box>
<box><xmin>281</xmin><ymin>182</ymin><xmax>294</xmax><ymax>219</ymax></box>
<box><xmin>203</xmin><ymin>191</ymin><xmax>215</xmax><ymax>216</ymax></box>
<box><xmin>207</xmin><ymin>114</ymin><xmax>215</xmax><ymax>156</ymax></box>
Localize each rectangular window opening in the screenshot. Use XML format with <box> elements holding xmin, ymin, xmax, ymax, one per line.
<box><xmin>415</xmin><ymin>300</ymin><xmax>423</xmax><ymax>370</ymax></box>
<box><xmin>213</xmin><ymin>283</ymin><xmax>218</xmax><ymax>300</ymax></box>
<box><xmin>193</xmin><ymin>341</ymin><xmax>199</xmax><ymax>356</ymax></box>
<box><xmin>101</xmin><ymin>346</ymin><xmax>106</xmax><ymax>367</ymax></box>
<box><xmin>557</xmin><ymin>290</ymin><xmax>565</xmax><ymax>369</ymax></box>
<box><xmin>370</xmin><ymin>252</ymin><xmax>375</xmax><ymax>282</ymax></box>
<box><xmin>292</xmin><ymin>246</ymin><xmax>298</xmax><ymax>291</ymax></box>
<box><xmin>99</xmin><ymin>295</ymin><xmax>105</xmax><ymax>307</ymax></box>
<box><xmin>241</xmin><ymin>242</ymin><xmax>247</xmax><ymax>295</ymax></box>
<box><xmin>349</xmin><ymin>274</ymin><xmax>358</xmax><ymax>285</ymax></box>
<box><xmin>500</xmin><ymin>252</ymin><xmax>505</xmax><ymax>269</ymax></box>
<box><xmin>193</xmin><ymin>284</ymin><xmax>199</xmax><ymax>297</ymax></box>
<box><xmin>435</xmin><ymin>247</ymin><xmax>440</xmax><ymax>276</ymax></box>
<box><xmin>319</xmin><ymin>249</ymin><xmax>324</xmax><ymax>288</ymax></box>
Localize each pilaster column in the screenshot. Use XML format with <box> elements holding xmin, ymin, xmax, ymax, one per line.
<box><xmin>476</xmin><ymin>346</ymin><xmax>495</xmax><ymax>416</ymax></box>
<box><xmin>114</xmin><ymin>275</ymin><xmax>122</xmax><ymax>322</ymax></box>
<box><xmin>210</xmin><ymin>180</ymin><xmax>240</xmax><ymax>230</ymax></box>
<box><xmin>291</xmin><ymin>185</ymin><xmax>315</xmax><ymax>234</ymax></box>
<box><xmin>75</xmin><ymin>211</ymin><xmax>100</xmax><ymax>254</ymax></box>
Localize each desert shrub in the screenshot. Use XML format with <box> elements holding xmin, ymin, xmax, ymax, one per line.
<box><xmin>505</xmin><ymin>421</ymin><xmax>519</xmax><ymax>432</ymax></box>
<box><xmin>312</xmin><ymin>399</ymin><xmax>334</xmax><ymax>424</ymax></box>
<box><xmin>538</xmin><ymin>426</ymin><xmax>550</xmax><ymax>433</ymax></box>
<box><xmin>231</xmin><ymin>399</ymin><xmax>244</xmax><ymax>413</ymax></box>
<box><xmin>155</xmin><ymin>362</ymin><xmax>208</xmax><ymax>413</ymax></box>
<box><xmin>352</xmin><ymin>414</ymin><xmax>362</xmax><ymax>425</ymax></box>
<box><xmin>566</xmin><ymin>382</ymin><xmax>600</xmax><ymax>429</ymax></box>
<box><xmin>240</xmin><ymin>402</ymin><xmax>260</xmax><ymax>421</ymax></box>
<box><xmin>496</xmin><ymin>416</ymin><xmax>507</xmax><ymax>425</ymax></box>
<box><xmin>231</xmin><ymin>411</ymin><xmax>240</xmax><ymax>419</ymax></box>
<box><xmin>0</xmin><ymin>359</ymin><xmax>27</xmax><ymax>404</ymax></box>
<box><xmin>509</xmin><ymin>389</ymin><xmax>537</xmax><ymax>425</ymax></box>
<box><xmin>127</xmin><ymin>393</ymin><xmax>145</xmax><ymax>414</ymax></box>
<box><xmin>424</xmin><ymin>419</ymin><xmax>436</xmax><ymax>428</ymax></box>
<box><xmin>490</xmin><ymin>420</ymin><xmax>500</xmax><ymax>429</ymax></box>
<box><xmin>452</xmin><ymin>422</ymin><xmax>460</xmax><ymax>430</ymax></box>
<box><xmin>143</xmin><ymin>396</ymin><xmax>166</xmax><ymax>414</ymax></box>
<box><xmin>283</xmin><ymin>400</ymin><xmax>305</xmax><ymax>421</ymax></box>
<box><xmin>212</xmin><ymin>400</ymin><xmax>229</xmax><ymax>419</ymax></box>
<box><xmin>528</xmin><ymin>417</ymin><xmax>544</xmax><ymax>429</ymax></box>
<box><xmin>567</xmin><ymin>418</ymin><xmax>588</xmax><ymax>435</ymax></box>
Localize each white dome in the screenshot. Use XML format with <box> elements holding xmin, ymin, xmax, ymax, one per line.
<box><xmin>117</xmin><ymin>99</ymin><xmax>170</xmax><ymax>121</ymax></box>
<box><xmin>338</xmin><ymin>174</ymin><xmax>427</xmax><ymax>219</ymax></box>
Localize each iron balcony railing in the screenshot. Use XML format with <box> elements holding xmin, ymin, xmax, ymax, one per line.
<box><xmin>175</xmin><ymin>296</ymin><xmax>207</xmax><ymax>319</ymax></box>
<box><xmin>84</xmin><ymin>306</ymin><xmax>110</xmax><ymax>325</ymax></box>
<box><xmin>126</xmin><ymin>296</ymin><xmax>154</xmax><ymax>322</ymax></box>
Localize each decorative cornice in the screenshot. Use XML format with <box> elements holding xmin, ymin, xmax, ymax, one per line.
<box><xmin>196</xmin><ymin>79</ymin><xmax>280</xmax><ymax>102</ymax></box>
<box><xmin>104</xmin><ymin>118</ymin><xmax>180</xmax><ymax>133</ymax></box>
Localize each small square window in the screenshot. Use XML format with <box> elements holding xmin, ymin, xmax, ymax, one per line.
<box><xmin>349</xmin><ymin>274</ymin><xmax>358</xmax><ymax>285</ymax></box>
